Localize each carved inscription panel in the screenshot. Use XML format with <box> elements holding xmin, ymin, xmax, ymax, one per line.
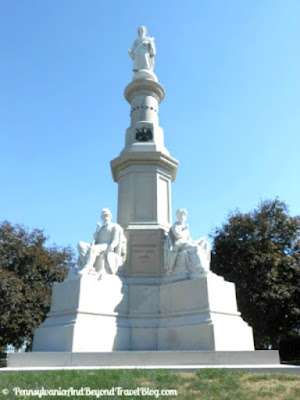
<box><xmin>126</xmin><ymin>230</ymin><xmax>164</xmax><ymax>277</ymax></box>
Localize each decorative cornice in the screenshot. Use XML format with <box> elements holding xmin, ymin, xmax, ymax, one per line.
<box><xmin>124</xmin><ymin>79</ymin><xmax>165</xmax><ymax>104</ymax></box>
<box><xmin>110</xmin><ymin>151</ymin><xmax>178</xmax><ymax>182</ymax></box>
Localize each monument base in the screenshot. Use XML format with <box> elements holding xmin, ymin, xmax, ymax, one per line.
<box><xmin>8</xmin><ymin>350</ymin><xmax>280</xmax><ymax>368</ymax></box>
<box><xmin>33</xmin><ymin>272</ymin><xmax>254</xmax><ymax>352</ymax></box>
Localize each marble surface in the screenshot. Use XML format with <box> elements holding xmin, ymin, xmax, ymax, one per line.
<box><xmin>33</xmin><ymin>272</ymin><xmax>254</xmax><ymax>352</ymax></box>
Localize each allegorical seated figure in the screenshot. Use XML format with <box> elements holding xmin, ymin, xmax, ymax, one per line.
<box><xmin>77</xmin><ymin>208</ymin><xmax>126</xmax><ymax>278</ymax></box>
<box><xmin>165</xmin><ymin>208</ymin><xmax>211</xmax><ymax>276</ymax></box>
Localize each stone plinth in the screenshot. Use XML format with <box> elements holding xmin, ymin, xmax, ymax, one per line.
<box><xmin>33</xmin><ymin>272</ymin><xmax>254</xmax><ymax>352</ymax></box>
<box><xmin>8</xmin><ymin>350</ymin><xmax>281</xmax><ymax>368</ymax></box>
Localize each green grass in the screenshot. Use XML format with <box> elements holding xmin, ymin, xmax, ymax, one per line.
<box><xmin>0</xmin><ymin>369</ymin><xmax>299</xmax><ymax>400</ymax></box>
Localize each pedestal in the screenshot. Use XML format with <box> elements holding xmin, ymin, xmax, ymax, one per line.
<box><xmin>33</xmin><ymin>272</ymin><xmax>254</xmax><ymax>352</ymax></box>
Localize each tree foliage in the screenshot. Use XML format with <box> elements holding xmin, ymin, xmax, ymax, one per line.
<box><xmin>0</xmin><ymin>221</ymin><xmax>74</xmax><ymax>349</ymax></box>
<box><xmin>211</xmin><ymin>199</ymin><xmax>300</xmax><ymax>349</ymax></box>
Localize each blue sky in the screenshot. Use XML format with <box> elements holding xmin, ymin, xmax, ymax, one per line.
<box><xmin>1</xmin><ymin>1</ymin><xmax>299</xmax><ymax>253</ymax></box>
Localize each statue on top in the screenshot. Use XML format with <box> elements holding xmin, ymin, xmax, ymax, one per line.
<box><xmin>128</xmin><ymin>26</ymin><xmax>156</xmax><ymax>80</ymax></box>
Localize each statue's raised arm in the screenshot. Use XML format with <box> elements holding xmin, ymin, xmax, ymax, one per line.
<box><xmin>128</xmin><ymin>26</ymin><xmax>157</xmax><ymax>80</ymax></box>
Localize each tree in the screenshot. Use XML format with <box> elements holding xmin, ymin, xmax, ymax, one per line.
<box><xmin>211</xmin><ymin>199</ymin><xmax>300</xmax><ymax>349</ymax></box>
<box><xmin>0</xmin><ymin>221</ymin><xmax>74</xmax><ymax>350</ymax></box>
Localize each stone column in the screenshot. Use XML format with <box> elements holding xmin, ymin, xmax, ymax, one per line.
<box><xmin>111</xmin><ymin>77</ymin><xmax>178</xmax><ymax>278</ymax></box>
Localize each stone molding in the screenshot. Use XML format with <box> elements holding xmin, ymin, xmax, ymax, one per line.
<box><xmin>111</xmin><ymin>151</ymin><xmax>178</xmax><ymax>182</ymax></box>
<box><xmin>124</xmin><ymin>79</ymin><xmax>165</xmax><ymax>104</ymax></box>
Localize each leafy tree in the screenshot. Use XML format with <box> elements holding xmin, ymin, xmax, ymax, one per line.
<box><xmin>0</xmin><ymin>221</ymin><xmax>74</xmax><ymax>350</ymax></box>
<box><xmin>211</xmin><ymin>199</ymin><xmax>300</xmax><ymax>349</ymax></box>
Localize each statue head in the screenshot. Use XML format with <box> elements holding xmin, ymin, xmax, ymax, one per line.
<box><xmin>176</xmin><ymin>208</ymin><xmax>188</xmax><ymax>224</ymax></box>
<box><xmin>101</xmin><ymin>208</ymin><xmax>112</xmax><ymax>224</ymax></box>
<box><xmin>137</xmin><ymin>25</ymin><xmax>147</xmax><ymax>37</ymax></box>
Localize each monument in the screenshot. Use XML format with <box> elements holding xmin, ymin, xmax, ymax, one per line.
<box><xmin>9</xmin><ymin>27</ymin><xmax>280</xmax><ymax>367</ymax></box>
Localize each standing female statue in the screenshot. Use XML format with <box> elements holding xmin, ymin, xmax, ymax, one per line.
<box><xmin>128</xmin><ymin>26</ymin><xmax>156</xmax><ymax>72</ymax></box>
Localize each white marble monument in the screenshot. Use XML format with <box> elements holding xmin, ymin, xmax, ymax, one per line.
<box><xmin>32</xmin><ymin>26</ymin><xmax>255</xmax><ymax>354</ymax></box>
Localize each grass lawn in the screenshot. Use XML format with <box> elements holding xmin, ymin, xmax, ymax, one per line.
<box><xmin>0</xmin><ymin>369</ymin><xmax>299</xmax><ymax>400</ymax></box>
